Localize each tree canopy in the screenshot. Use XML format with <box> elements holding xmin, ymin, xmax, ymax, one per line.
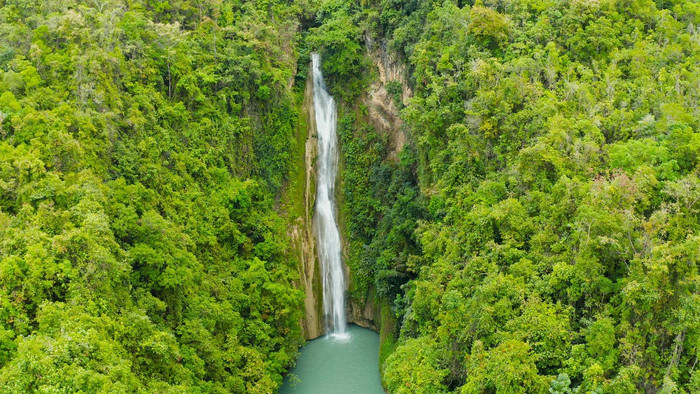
<box><xmin>0</xmin><ymin>1</ymin><xmax>309</xmax><ymax>392</ymax></box>
<box><xmin>1</xmin><ymin>0</ymin><xmax>699</xmax><ymax>392</ymax></box>
<box><xmin>317</xmin><ymin>0</ymin><xmax>700</xmax><ymax>392</ymax></box>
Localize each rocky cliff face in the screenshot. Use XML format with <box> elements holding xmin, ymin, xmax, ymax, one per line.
<box><xmin>290</xmin><ymin>68</ymin><xmax>324</xmax><ymax>340</ymax></box>
<box><xmin>345</xmin><ymin>36</ymin><xmax>411</xmax><ymax>331</ymax></box>
<box><xmin>296</xmin><ymin>40</ymin><xmax>411</xmax><ymax>338</ymax></box>
<box><xmin>347</xmin><ymin>288</ymin><xmax>382</xmax><ymax>331</ymax></box>
<box><xmin>364</xmin><ymin>34</ymin><xmax>411</xmax><ymax>161</ymax></box>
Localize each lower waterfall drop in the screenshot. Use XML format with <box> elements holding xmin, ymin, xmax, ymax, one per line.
<box><xmin>311</xmin><ymin>52</ymin><xmax>347</xmax><ymax>339</ymax></box>
<box><xmin>278</xmin><ymin>54</ymin><xmax>383</xmax><ymax>394</ymax></box>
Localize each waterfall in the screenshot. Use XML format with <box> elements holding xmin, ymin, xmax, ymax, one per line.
<box><xmin>311</xmin><ymin>53</ymin><xmax>347</xmax><ymax>338</ymax></box>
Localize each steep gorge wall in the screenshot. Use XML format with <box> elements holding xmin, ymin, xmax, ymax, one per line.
<box><xmin>291</xmin><ymin>40</ymin><xmax>411</xmax><ymax>341</ymax></box>
<box><xmin>345</xmin><ymin>38</ymin><xmax>410</xmax><ymax>332</ymax></box>
<box><xmin>364</xmin><ymin>34</ymin><xmax>411</xmax><ymax>161</ymax></box>
<box><xmin>287</xmin><ymin>66</ymin><xmax>324</xmax><ymax>340</ymax></box>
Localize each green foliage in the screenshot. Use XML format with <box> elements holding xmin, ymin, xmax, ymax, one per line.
<box><xmin>0</xmin><ymin>0</ymin><xmax>306</xmax><ymax>391</ymax></box>
<box><xmin>305</xmin><ymin>0</ymin><xmax>369</xmax><ymax>101</ymax></box>
<box><xmin>550</xmin><ymin>373</ymin><xmax>573</xmax><ymax>394</ymax></box>
<box><xmin>462</xmin><ymin>340</ymin><xmax>549</xmax><ymax>393</ymax></box>
<box><xmin>337</xmin><ymin>113</ymin><xmax>425</xmax><ymax>304</ymax></box>
<box><xmin>340</xmin><ymin>0</ymin><xmax>700</xmax><ymax>392</ymax></box>
<box><xmin>384</xmin><ymin>336</ymin><xmax>449</xmax><ymax>394</ymax></box>
<box><xmin>468</xmin><ymin>4</ymin><xmax>510</xmax><ymax>50</ymax></box>
<box><xmin>2</xmin><ymin>0</ymin><xmax>699</xmax><ymax>391</ymax></box>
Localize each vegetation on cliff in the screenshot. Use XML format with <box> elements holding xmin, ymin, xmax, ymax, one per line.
<box><xmin>314</xmin><ymin>0</ymin><xmax>700</xmax><ymax>392</ymax></box>
<box><xmin>1</xmin><ymin>0</ymin><xmax>699</xmax><ymax>392</ymax></box>
<box><xmin>0</xmin><ymin>1</ymin><xmax>312</xmax><ymax>392</ymax></box>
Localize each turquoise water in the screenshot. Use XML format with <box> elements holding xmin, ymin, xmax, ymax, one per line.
<box><xmin>280</xmin><ymin>325</ymin><xmax>384</xmax><ymax>394</ymax></box>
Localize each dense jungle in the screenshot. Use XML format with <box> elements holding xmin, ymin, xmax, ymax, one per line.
<box><xmin>0</xmin><ymin>0</ymin><xmax>698</xmax><ymax>392</ymax></box>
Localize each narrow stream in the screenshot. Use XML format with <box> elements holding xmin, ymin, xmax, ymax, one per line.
<box><xmin>280</xmin><ymin>54</ymin><xmax>384</xmax><ymax>393</ymax></box>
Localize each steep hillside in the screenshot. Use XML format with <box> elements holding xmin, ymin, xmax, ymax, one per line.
<box><xmin>1</xmin><ymin>0</ymin><xmax>699</xmax><ymax>392</ymax></box>
<box><xmin>309</xmin><ymin>0</ymin><xmax>700</xmax><ymax>392</ymax></box>
<box><xmin>0</xmin><ymin>1</ymin><xmax>310</xmax><ymax>392</ymax></box>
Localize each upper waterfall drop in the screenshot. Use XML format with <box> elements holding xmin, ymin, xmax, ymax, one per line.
<box><xmin>311</xmin><ymin>53</ymin><xmax>348</xmax><ymax>339</ymax></box>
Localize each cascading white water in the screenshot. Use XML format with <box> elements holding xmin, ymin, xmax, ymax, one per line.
<box><xmin>311</xmin><ymin>53</ymin><xmax>347</xmax><ymax>338</ymax></box>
